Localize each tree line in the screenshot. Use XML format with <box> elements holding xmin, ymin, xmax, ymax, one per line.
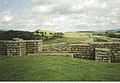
<box><xmin>0</xmin><ymin>30</ymin><xmax>65</xmax><ymax>40</ymax></box>
<box><xmin>92</xmin><ymin>30</ymin><xmax>120</xmax><ymax>38</ymax></box>
<box><xmin>105</xmin><ymin>31</ymin><xmax>120</xmax><ymax>38</ymax></box>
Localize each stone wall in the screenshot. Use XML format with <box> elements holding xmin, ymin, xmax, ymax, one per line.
<box><xmin>90</xmin><ymin>42</ymin><xmax>120</xmax><ymax>62</ymax></box>
<box><xmin>0</xmin><ymin>41</ymin><xmax>7</xmax><ymax>55</ymax></box>
<box><xmin>42</xmin><ymin>43</ymin><xmax>95</xmax><ymax>60</ymax></box>
<box><xmin>26</xmin><ymin>40</ymin><xmax>42</xmax><ymax>54</ymax></box>
<box><xmin>42</xmin><ymin>41</ymin><xmax>120</xmax><ymax>62</ymax></box>
<box><xmin>69</xmin><ymin>44</ymin><xmax>95</xmax><ymax>60</ymax></box>
<box><xmin>95</xmin><ymin>48</ymin><xmax>111</xmax><ymax>63</ymax></box>
<box><xmin>0</xmin><ymin>40</ymin><xmax>26</xmax><ymax>56</ymax></box>
<box><xmin>94</xmin><ymin>37</ymin><xmax>110</xmax><ymax>42</ymax></box>
<box><xmin>0</xmin><ymin>39</ymin><xmax>42</xmax><ymax>56</ymax></box>
<box><xmin>0</xmin><ymin>38</ymin><xmax>120</xmax><ymax>63</ymax></box>
<box><xmin>42</xmin><ymin>43</ymin><xmax>69</xmax><ymax>53</ymax></box>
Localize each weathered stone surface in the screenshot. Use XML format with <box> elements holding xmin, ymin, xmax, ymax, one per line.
<box><xmin>0</xmin><ymin>37</ymin><xmax>120</xmax><ymax>63</ymax></box>
<box><xmin>95</xmin><ymin>48</ymin><xmax>111</xmax><ymax>63</ymax></box>
<box><xmin>42</xmin><ymin>41</ymin><xmax>120</xmax><ymax>63</ymax></box>
<box><xmin>0</xmin><ymin>39</ymin><xmax>42</xmax><ymax>56</ymax></box>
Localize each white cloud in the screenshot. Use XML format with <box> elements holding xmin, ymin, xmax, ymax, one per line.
<box><xmin>0</xmin><ymin>0</ymin><xmax>120</xmax><ymax>32</ymax></box>
<box><xmin>31</xmin><ymin>4</ymin><xmax>56</xmax><ymax>14</ymax></box>
<box><xmin>3</xmin><ymin>15</ymin><xmax>13</xmax><ymax>22</ymax></box>
<box><xmin>69</xmin><ymin>0</ymin><xmax>108</xmax><ymax>13</ymax></box>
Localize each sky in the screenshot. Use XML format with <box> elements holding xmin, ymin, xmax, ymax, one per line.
<box><xmin>0</xmin><ymin>0</ymin><xmax>120</xmax><ymax>32</ymax></box>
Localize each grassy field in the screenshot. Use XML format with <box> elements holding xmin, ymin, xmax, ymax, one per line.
<box><xmin>64</xmin><ymin>32</ymin><xmax>91</xmax><ymax>38</ymax></box>
<box><xmin>0</xmin><ymin>55</ymin><xmax>120</xmax><ymax>81</ymax></box>
<box><xmin>44</xmin><ymin>32</ymin><xmax>90</xmax><ymax>45</ymax></box>
<box><xmin>44</xmin><ymin>32</ymin><xmax>103</xmax><ymax>45</ymax></box>
<box><xmin>44</xmin><ymin>37</ymin><xmax>87</xmax><ymax>45</ymax></box>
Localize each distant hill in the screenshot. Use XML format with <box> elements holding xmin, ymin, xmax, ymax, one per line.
<box><xmin>34</xmin><ymin>29</ymin><xmax>65</xmax><ymax>39</ymax></box>
<box><xmin>34</xmin><ymin>29</ymin><xmax>55</xmax><ymax>36</ymax></box>
<box><xmin>105</xmin><ymin>29</ymin><xmax>120</xmax><ymax>33</ymax></box>
<box><xmin>77</xmin><ymin>31</ymin><xmax>94</xmax><ymax>33</ymax></box>
<box><xmin>0</xmin><ymin>30</ymin><xmax>5</xmax><ymax>33</ymax></box>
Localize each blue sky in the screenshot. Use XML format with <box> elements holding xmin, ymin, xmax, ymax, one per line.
<box><xmin>0</xmin><ymin>0</ymin><xmax>120</xmax><ymax>32</ymax></box>
<box><xmin>0</xmin><ymin>0</ymin><xmax>29</xmax><ymax>12</ymax></box>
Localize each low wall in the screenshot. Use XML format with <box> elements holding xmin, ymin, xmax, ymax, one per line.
<box><xmin>26</xmin><ymin>40</ymin><xmax>42</xmax><ymax>54</ymax></box>
<box><xmin>95</xmin><ymin>48</ymin><xmax>111</xmax><ymax>63</ymax></box>
<box><xmin>0</xmin><ymin>39</ymin><xmax>42</xmax><ymax>56</ymax></box>
<box><xmin>0</xmin><ymin>41</ymin><xmax>26</xmax><ymax>56</ymax></box>
<box><xmin>42</xmin><ymin>43</ymin><xmax>69</xmax><ymax>53</ymax></box>
<box><xmin>70</xmin><ymin>44</ymin><xmax>95</xmax><ymax>60</ymax></box>
<box><xmin>42</xmin><ymin>43</ymin><xmax>95</xmax><ymax>60</ymax></box>
<box><xmin>42</xmin><ymin>42</ymin><xmax>120</xmax><ymax>62</ymax></box>
<box><xmin>0</xmin><ymin>38</ymin><xmax>120</xmax><ymax>63</ymax></box>
<box><xmin>94</xmin><ymin>38</ymin><xmax>110</xmax><ymax>42</ymax></box>
<box><xmin>91</xmin><ymin>42</ymin><xmax>120</xmax><ymax>62</ymax></box>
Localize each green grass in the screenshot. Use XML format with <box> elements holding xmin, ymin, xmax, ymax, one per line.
<box><xmin>44</xmin><ymin>37</ymin><xmax>87</xmax><ymax>45</ymax></box>
<box><xmin>0</xmin><ymin>55</ymin><xmax>120</xmax><ymax>81</ymax></box>
<box><xmin>64</xmin><ymin>32</ymin><xmax>91</xmax><ymax>38</ymax></box>
<box><xmin>44</xmin><ymin>32</ymin><xmax>104</xmax><ymax>45</ymax></box>
<box><xmin>44</xmin><ymin>32</ymin><xmax>91</xmax><ymax>45</ymax></box>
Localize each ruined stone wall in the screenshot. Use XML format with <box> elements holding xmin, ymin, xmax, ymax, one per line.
<box><xmin>6</xmin><ymin>41</ymin><xmax>26</xmax><ymax>56</ymax></box>
<box><xmin>94</xmin><ymin>38</ymin><xmax>110</xmax><ymax>42</ymax></box>
<box><xmin>42</xmin><ymin>43</ymin><xmax>69</xmax><ymax>53</ymax></box>
<box><xmin>90</xmin><ymin>42</ymin><xmax>120</xmax><ymax>53</ymax></box>
<box><xmin>26</xmin><ymin>40</ymin><xmax>42</xmax><ymax>54</ymax></box>
<box><xmin>0</xmin><ymin>41</ymin><xmax>7</xmax><ymax>55</ymax></box>
<box><xmin>42</xmin><ymin>42</ymin><xmax>120</xmax><ymax>62</ymax></box>
<box><xmin>90</xmin><ymin>42</ymin><xmax>120</xmax><ymax>62</ymax></box>
<box><xmin>0</xmin><ymin>39</ymin><xmax>42</xmax><ymax>56</ymax></box>
<box><xmin>42</xmin><ymin>43</ymin><xmax>95</xmax><ymax>60</ymax></box>
<box><xmin>0</xmin><ymin>38</ymin><xmax>119</xmax><ymax>62</ymax></box>
<box><xmin>42</xmin><ymin>43</ymin><xmax>91</xmax><ymax>53</ymax></box>
<box><xmin>95</xmin><ymin>48</ymin><xmax>111</xmax><ymax>63</ymax></box>
<box><xmin>0</xmin><ymin>41</ymin><xmax>26</xmax><ymax>56</ymax></box>
<box><xmin>71</xmin><ymin>44</ymin><xmax>95</xmax><ymax>60</ymax></box>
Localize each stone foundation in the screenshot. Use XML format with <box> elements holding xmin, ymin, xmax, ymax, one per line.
<box><xmin>42</xmin><ymin>41</ymin><xmax>120</xmax><ymax>63</ymax></box>
<box><xmin>0</xmin><ymin>37</ymin><xmax>120</xmax><ymax>63</ymax></box>
<box><xmin>95</xmin><ymin>48</ymin><xmax>111</xmax><ymax>63</ymax></box>
<box><xmin>0</xmin><ymin>39</ymin><xmax>42</xmax><ymax>56</ymax></box>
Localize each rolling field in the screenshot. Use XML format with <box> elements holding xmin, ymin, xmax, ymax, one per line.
<box><xmin>64</xmin><ymin>32</ymin><xmax>91</xmax><ymax>38</ymax></box>
<box><xmin>0</xmin><ymin>55</ymin><xmax>120</xmax><ymax>81</ymax></box>
<box><xmin>44</xmin><ymin>32</ymin><xmax>103</xmax><ymax>45</ymax></box>
<box><xmin>44</xmin><ymin>32</ymin><xmax>91</xmax><ymax>45</ymax></box>
<box><xmin>0</xmin><ymin>32</ymin><xmax>119</xmax><ymax>81</ymax></box>
<box><xmin>44</xmin><ymin>37</ymin><xmax>87</xmax><ymax>45</ymax></box>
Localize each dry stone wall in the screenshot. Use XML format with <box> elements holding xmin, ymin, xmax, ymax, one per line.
<box><xmin>6</xmin><ymin>41</ymin><xmax>26</xmax><ymax>56</ymax></box>
<box><xmin>26</xmin><ymin>40</ymin><xmax>42</xmax><ymax>54</ymax></box>
<box><xmin>42</xmin><ymin>41</ymin><xmax>120</xmax><ymax>62</ymax></box>
<box><xmin>90</xmin><ymin>42</ymin><xmax>120</xmax><ymax>62</ymax></box>
<box><xmin>0</xmin><ymin>37</ymin><xmax>120</xmax><ymax>63</ymax></box>
<box><xmin>0</xmin><ymin>41</ymin><xmax>7</xmax><ymax>55</ymax></box>
<box><xmin>94</xmin><ymin>38</ymin><xmax>110</xmax><ymax>42</ymax></box>
<box><xmin>69</xmin><ymin>44</ymin><xmax>95</xmax><ymax>60</ymax></box>
<box><xmin>95</xmin><ymin>48</ymin><xmax>111</xmax><ymax>63</ymax></box>
<box><xmin>42</xmin><ymin>43</ymin><xmax>70</xmax><ymax>53</ymax></box>
<box><xmin>0</xmin><ymin>40</ymin><xmax>26</xmax><ymax>56</ymax></box>
<box><xmin>42</xmin><ymin>43</ymin><xmax>95</xmax><ymax>60</ymax></box>
<box><xmin>0</xmin><ymin>39</ymin><xmax>42</xmax><ymax>56</ymax></box>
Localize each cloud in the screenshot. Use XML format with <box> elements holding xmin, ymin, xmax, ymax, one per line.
<box><xmin>0</xmin><ymin>0</ymin><xmax>120</xmax><ymax>32</ymax></box>
<box><xmin>31</xmin><ymin>4</ymin><xmax>57</xmax><ymax>14</ymax></box>
<box><xmin>3</xmin><ymin>15</ymin><xmax>13</xmax><ymax>22</ymax></box>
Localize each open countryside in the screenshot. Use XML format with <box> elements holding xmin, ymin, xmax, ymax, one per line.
<box><xmin>0</xmin><ymin>0</ymin><xmax>120</xmax><ymax>81</ymax></box>
<box><xmin>0</xmin><ymin>29</ymin><xmax>120</xmax><ymax>81</ymax></box>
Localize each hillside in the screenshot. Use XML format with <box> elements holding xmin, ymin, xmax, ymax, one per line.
<box><xmin>0</xmin><ymin>55</ymin><xmax>120</xmax><ymax>81</ymax></box>
<box><xmin>34</xmin><ymin>29</ymin><xmax>55</xmax><ymax>36</ymax></box>
<box><xmin>0</xmin><ymin>30</ymin><xmax>64</xmax><ymax>40</ymax></box>
<box><xmin>44</xmin><ymin>32</ymin><xmax>102</xmax><ymax>45</ymax></box>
